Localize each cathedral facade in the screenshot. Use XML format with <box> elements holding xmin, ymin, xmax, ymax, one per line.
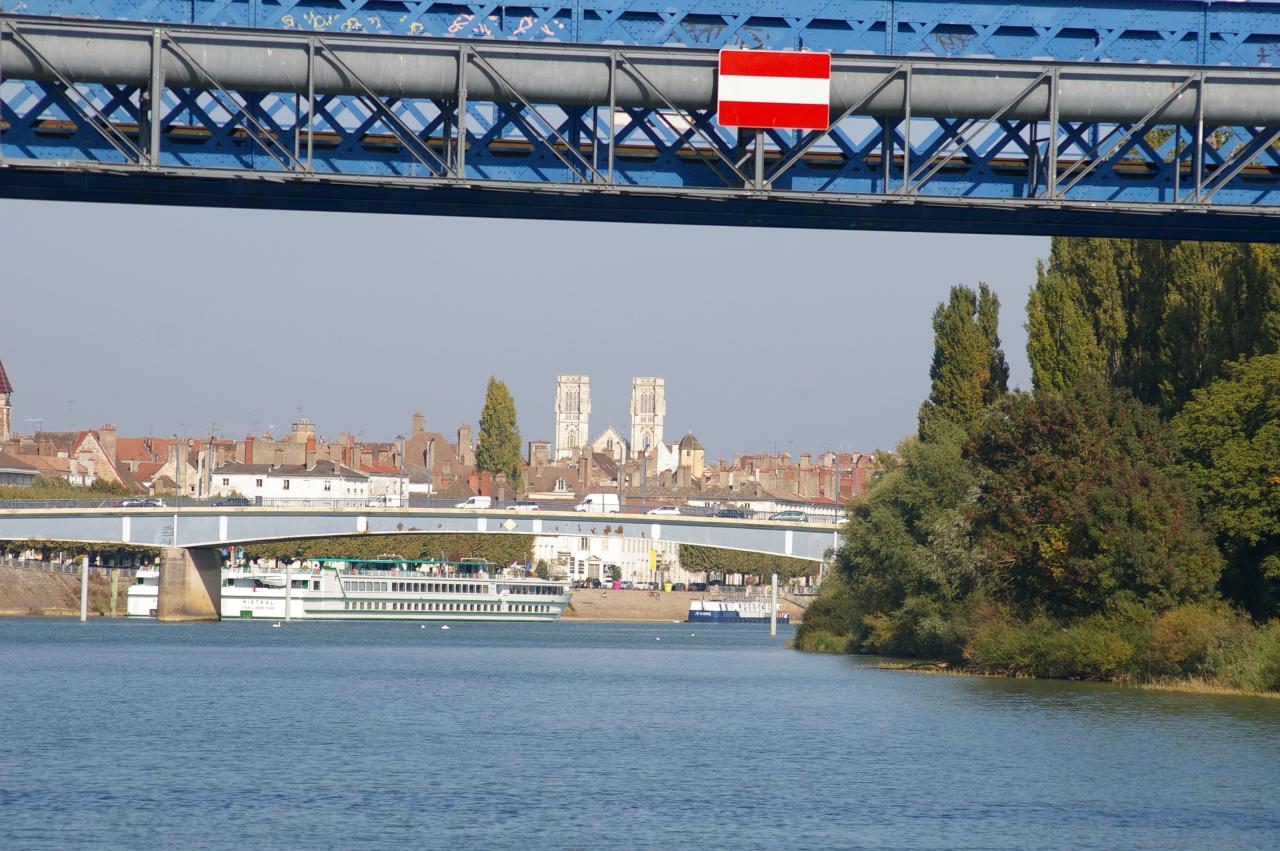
<box><xmin>629</xmin><ymin>377</ymin><xmax>665</xmax><ymax>457</ymax></box>
<box><xmin>554</xmin><ymin>374</ymin><xmax>591</xmax><ymax>460</ymax></box>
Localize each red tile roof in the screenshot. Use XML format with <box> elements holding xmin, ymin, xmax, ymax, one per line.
<box><xmin>0</xmin><ymin>358</ymin><xmax>11</xmax><ymax>394</ymax></box>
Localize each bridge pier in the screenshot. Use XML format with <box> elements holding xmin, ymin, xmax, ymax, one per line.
<box><xmin>157</xmin><ymin>547</ymin><xmax>222</xmax><ymax>622</ymax></box>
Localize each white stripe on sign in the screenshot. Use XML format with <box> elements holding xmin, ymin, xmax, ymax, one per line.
<box><xmin>718</xmin><ymin>75</ymin><xmax>830</xmax><ymax>106</ymax></box>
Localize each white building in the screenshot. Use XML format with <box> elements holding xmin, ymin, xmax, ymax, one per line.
<box><xmin>554</xmin><ymin>374</ymin><xmax>591</xmax><ymax>460</ymax></box>
<box><xmin>532</xmin><ymin>534</ymin><xmax>692</xmax><ymax>585</ymax></box>
<box><xmin>361</xmin><ymin>464</ymin><xmax>405</xmax><ymax>507</ymax></box>
<box><xmin>212</xmin><ymin>460</ymin><xmax>369</xmax><ymax>503</ymax></box>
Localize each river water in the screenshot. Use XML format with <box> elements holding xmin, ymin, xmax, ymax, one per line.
<box><xmin>1</xmin><ymin>618</ymin><xmax>1277</xmax><ymax>849</ymax></box>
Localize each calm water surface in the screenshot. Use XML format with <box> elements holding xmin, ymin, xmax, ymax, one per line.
<box><xmin>2</xmin><ymin>618</ymin><xmax>1278</xmax><ymax>849</ymax></box>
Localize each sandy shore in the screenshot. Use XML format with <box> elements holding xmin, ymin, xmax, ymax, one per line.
<box><xmin>563</xmin><ymin>589</ymin><xmax>805</xmax><ymax>622</ymax></box>
<box><xmin>0</xmin><ymin>564</ymin><xmax>129</xmax><ymax>616</ymax></box>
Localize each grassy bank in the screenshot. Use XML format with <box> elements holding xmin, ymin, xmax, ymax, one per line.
<box><xmin>797</xmin><ymin>588</ymin><xmax>1280</xmax><ymax>695</ymax></box>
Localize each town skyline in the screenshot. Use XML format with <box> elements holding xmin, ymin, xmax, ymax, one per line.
<box><xmin>0</xmin><ymin>200</ymin><xmax>1046</xmax><ymax>454</ymax></box>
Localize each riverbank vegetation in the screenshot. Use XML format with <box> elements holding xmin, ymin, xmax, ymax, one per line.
<box><xmin>242</xmin><ymin>533</ymin><xmax>533</xmax><ymax>566</ymax></box>
<box><xmin>0</xmin><ymin>476</ymin><xmax>129</xmax><ymax>501</ymax></box>
<box><xmin>798</xmin><ymin>238</ymin><xmax>1280</xmax><ymax>693</ymax></box>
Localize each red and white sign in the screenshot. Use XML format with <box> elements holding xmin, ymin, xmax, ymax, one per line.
<box><xmin>717</xmin><ymin>49</ymin><xmax>831</xmax><ymax>131</ymax></box>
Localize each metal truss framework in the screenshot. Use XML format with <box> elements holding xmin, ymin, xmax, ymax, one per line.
<box><xmin>5</xmin><ymin>11</ymin><xmax>1280</xmax><ymax>237</ymax></box>
<box><xmin>8</xmin><ymin>0</ymin><xmax>1280</xmax><ymax>65</ymax></box>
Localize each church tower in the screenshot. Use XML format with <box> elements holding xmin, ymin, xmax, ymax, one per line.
<box><xmin>554</xmin><ymin>375</ymin><xmax>591</xmax><ymax>460</ymax></box>
<box><xmin>0</xmin><ymin>357</ymin><xmax>12</xmax><ymax>444</ymax></box>
<box><xmin>630</xmin><ymin>377</ymin><xmax>665</xmax><ymax>457</ymax></box>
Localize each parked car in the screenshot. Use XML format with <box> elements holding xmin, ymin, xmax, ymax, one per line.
<box><xmin>671</xmin><ymin>582</ymin><xmax>687</xmax><ymax>592</ymax></box>
<box><xmin>455</xmin><ymin>496</ymin><xmax>493</xmax><ymax>509</ymax></box>
<box><xmin>213</xmin><ymin>496</ymin><xmax>251</xmax><ymax>507</ymax></box>
<box><xmin>646</xmin><ymin>505</ymin><xmax>681</xmax><ymax>516</ymax></box>
<box><xmin>621</xmin><ymin>581</ymin><xmax>634</xmax><ymax>590</ymax></box>
<box><xmin>120</xmin><ymin>498</ymin><xmax>165</xmax><ymax>508</ymax></box>
<box><xmin>688</xmin><ymin>582</ymin><xmax>707</xmax><ymax>592</ymax></box>
<box><xmin>769</xmin><ymin>510</ymin><xmax>808</xmax><ymax>522</ymax></box>
<box><xmin>712</xmin><ymin>507</ymin><xmax>750</xmax><ymax>519</ymax></box>
<box><xmin>509</xmin><ymin>500</ymin><xmax>540</xmax><ymax>511</ymax></box>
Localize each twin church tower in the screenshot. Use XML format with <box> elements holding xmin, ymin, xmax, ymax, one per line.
<box><xmin>554</xmin><ymin>376</ymin><xmax>665</xmax><ymax>461</ymax></box>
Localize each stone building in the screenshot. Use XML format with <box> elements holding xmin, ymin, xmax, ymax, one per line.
<box><xmin>554</xmin><ymin>374</ymin><xmax>591</xmax><ymax>460</ymax></box>
<box><xmin>590</xmin><ymin>424</ymin><xmax>629</xmax><ymax>464</ymax></box>
<box><xmin>0</xmin><ymin>357</ymin><xmax>12</xmax><ymax>445</ymax></box>
<box><xmin>629</xmin><ymin>377</ymin><xmax>665</xmax><ymax>457</ymax></box>
<box><xmin>677</xmin><ymin>432</ymin><xmax>705</xmax><ymax>481</ymax></box>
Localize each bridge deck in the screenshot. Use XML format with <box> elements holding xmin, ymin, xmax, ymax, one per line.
<box><xmin>0</xmin><ymin>507</ymin><xmax>839</xmax><ymax>561</ymax></box>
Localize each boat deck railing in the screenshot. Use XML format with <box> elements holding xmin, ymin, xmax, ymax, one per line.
<box><xmin>224</xmin><ymin>565</ymin><xmax>564</xmax><ymax>584</ymax></box>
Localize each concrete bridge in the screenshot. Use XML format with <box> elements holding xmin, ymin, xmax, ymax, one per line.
<box><xmin>0</xmin><ymin>506</ymin><xmax>837</xmax><ymax>622</ymax></box>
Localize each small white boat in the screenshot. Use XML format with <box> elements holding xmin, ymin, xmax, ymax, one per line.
<box><xmin>440</xmin><ymin>625</ymin><xmax>450</xmax><ymax>630</ymax></box>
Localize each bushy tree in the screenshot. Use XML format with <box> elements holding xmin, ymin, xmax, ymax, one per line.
<box><xmin>678</xmin><ymin>545</ymin><xmax>817</xmax><ymax>581</ymax></box>
<box><xmin>830</xmin><ymin>420</ymin><xmax>982</xmax><ymax>659</ymax></box>
<box><xmin>967</xmin><ymin>381</ymin><xmax>1222</xmax><ymax>618</ymax></box>
<box><xmin>919</xmin><ymin>284</ymin><xmax>1008</xmax><ymax>438</ymax></box>
<box><xmin>243</xmin><ymin>533</ymin><xmax>534</xmax><ymax>566</ymax></box>
<box><xmin>476</xmin><ymin>376</ymin><xmax>523</xmax><ymax>493</ymax></box>
<box><xmin>1174</xmin><ymin>353</ymin><xmax>1280</xmax><ymax>619</ymax></box>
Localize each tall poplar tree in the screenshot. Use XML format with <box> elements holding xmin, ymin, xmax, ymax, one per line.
<box><xmin>919</xmin><ymin>283</ymin><xmax>1009</xmax><ymax>438</ymax></box>
<box><xmin>1026</xmin><ymin>259</ymin><xmax>1106</xmax><ymax>393</ymax></box>
<box><xmin>476</xmin><ymin>377</ymin><xmax>524</xmax><ymax>493</ymax></box>
<box><xmin>1027</xmin><ymin>236</ymin><xmax>1280</xmax><ymax>414</ymax></box>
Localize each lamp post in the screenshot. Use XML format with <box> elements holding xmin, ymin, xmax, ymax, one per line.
<box><xmin>398</xmin><ymin>435</ymin><xmax>406</xmax><ymax>508</ymax></box>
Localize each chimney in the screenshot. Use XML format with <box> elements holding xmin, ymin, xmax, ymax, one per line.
<box><xmin>457</xmin><ymin>424</ymin><xmax>474</xmax><ymax>467</ymax></box>
<box><xmin>305</xmin><ymin>435</ymin><xmax>317</xmax><ymax>468</ymax></box>
<box><xmin>244</xmin><ymin>434</ymin><xmax>255</xmax><ymax>465</ymax></box>
<box><xmin>412</xmin><ymin>412</ymin><xmax>425</xmax><ymax>436</ymax></box>
<box><xmin>800</xmin><ymin>453</ymin><xmax>811</xmax><ymax>470</ymax></box>
<box><xmin>99</xmin><ymin>424</ymin><xmax>117</xmax><ymax>465</ymax></box>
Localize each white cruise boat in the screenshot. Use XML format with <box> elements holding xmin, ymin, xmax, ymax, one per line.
<box><xmin>128</xmin><ymin>557</ymin><xmax>571</xmax><ymax>622</ymax></box>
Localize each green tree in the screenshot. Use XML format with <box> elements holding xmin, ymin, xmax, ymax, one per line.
<box><xmin>1029</xmin><ymin>237</ymin><xmax>1280</xmax><ymax>415</ymax></box>
<box><xmin>830</xmin><ymin>421</ymin><xmax>982</xmax><ymax>659</ymax></box>
<box><xmin>918</xmin><ymin>284</ymin><xmax>1009</xmax><ymax>438</ymax></box>
<box><xmin>1173</xmin><ymin>353</ymin><xmax>1280</xmax><ymax>619</ymax></box>
<box><xmin>242</xmin><ymin>533</ymin><xmax>534</xmax><ymax>566</ymax></box>
<box><xmin>677</xmin><ymin>545</ymin><xmax>818</xmax><ymax>582</ymax></box>
<box><xmin>1026</xmin><ymin>259</ymin><xmax>1107</xmax><ymax>393</ymax></box>
<box><xmin>475</xmin><ymin>376</ymin><xmax>523</xmax><ymax>493</ymax></box>
<box><xmin>968</xmin><ymin>381</ymin><xmax>1222</xmax><ymax>618</ymax></box>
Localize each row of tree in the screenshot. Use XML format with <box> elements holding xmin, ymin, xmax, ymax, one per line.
<box><xmin>798</xmin><ymin>237</ymin><xmax>1280</xmax><ymax>691</ymax></box>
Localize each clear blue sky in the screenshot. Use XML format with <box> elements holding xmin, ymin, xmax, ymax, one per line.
<box><xmin>0</xmin><ymin>199</ymin><xmax>1047</xmax><ymax>456</ymax></box>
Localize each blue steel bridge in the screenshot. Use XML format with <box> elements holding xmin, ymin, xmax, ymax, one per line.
<box><xmin>5</xmin><ymin>0</ymin><xmax>1280</xmax><ymax>239</ymax></box>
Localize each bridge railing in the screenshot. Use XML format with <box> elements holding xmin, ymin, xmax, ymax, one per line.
<box><xmin>0</xmin><ymin>494</ymin><xmax>837</xmax><ymax>522</ymax></box>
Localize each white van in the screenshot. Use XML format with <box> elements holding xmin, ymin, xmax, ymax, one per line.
<box><xmin>455</xmin><ymin>496</ymin><xmax>493</xmax><ymax>509</ymax></box>
<box><xmin>573</xmin><ymin>493</ymin><xmax>621</xmax><ymax>513</ymax></box>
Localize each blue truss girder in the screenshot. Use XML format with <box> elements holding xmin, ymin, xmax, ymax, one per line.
<box><xmin>6</xmin><ymin>13</ymin><xmax>1280</xmax><ymax>239</ymax></box>
<box><xmin>8</xmin><ymin>0</ymin><xmax>1280</xmax><ymax>66</ymax></box>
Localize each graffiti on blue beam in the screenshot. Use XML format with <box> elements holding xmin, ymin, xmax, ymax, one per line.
<box><xmin>6</xmin><ymin>71</ymin><xmax>1280</xmax><ymax>208</ymax></box>
<box><xmin>7</xmin><ymin>0</ymin><xmax>1280</xmax><ymax>66</ymax></box>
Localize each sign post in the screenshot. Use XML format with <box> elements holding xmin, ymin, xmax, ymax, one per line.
<box><xmin>718</xmin><ymin>50</ymin><xmax>831</xmax><ymax>190</ymax></box>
